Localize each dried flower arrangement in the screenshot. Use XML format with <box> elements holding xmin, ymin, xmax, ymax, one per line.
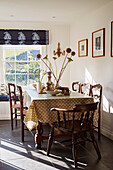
<box><xmin>37</xmin><ymin>43</ymin><xmax>76</xmax><ymax>88</ymax></box>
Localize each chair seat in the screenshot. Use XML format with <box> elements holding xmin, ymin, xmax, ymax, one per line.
<box><xmin>12</xmin><ymin>103</ymin><xmax>20</xmax><ymax>109</ymax></box>
<box><xmin>12</xmin><ymin>104</ymin><xmax>28</xmax><ymax>110</ymax></box>
<box><xmin>12</xmin><ymin>109</ymin><xmax>27</xmax><ymax>115</ymax></box>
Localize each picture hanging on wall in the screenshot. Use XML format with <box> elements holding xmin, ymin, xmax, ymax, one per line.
<box><xmin>92</xmin><ymin>28</ymin><xmax>105</xmax><ymax>57</ymax></box>
<box><xmin>78</xmin><ymin>39</ymin><xmax>88</xmax><ymax>57</ymax></box>
<box><xmin>111</xmin><ymin>21</ymin><xmax>113</xmax><ymax>57</ymax></box>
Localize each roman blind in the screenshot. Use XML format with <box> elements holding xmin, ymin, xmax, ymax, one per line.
<box><xmin>0</xmin><ymin>29</ymin><xmax>49</xmax><ymax>45</ymax></box>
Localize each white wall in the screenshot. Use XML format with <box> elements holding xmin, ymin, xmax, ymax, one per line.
<box><xmin>70</xmin><ymin>1</ymin><xmax>113</xmax><ymax>140</ymax></box>
<box><xmin>0</xmin><ymin>22</ymin><xmax>70</xmax><ymax>87</ymax></box>
<box><xmin>0</xmin><ymin>102</ymin><xmax>10</xmax><ymax>119</ymax></box>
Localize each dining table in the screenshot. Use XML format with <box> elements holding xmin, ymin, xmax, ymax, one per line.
<box><xmin>24</xmin><ymin>88</ymin><xmax>98</xmax><ymax>148</ymax></box>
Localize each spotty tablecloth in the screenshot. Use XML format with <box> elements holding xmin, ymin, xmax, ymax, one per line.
<box><xmin>24</xmin><ymin>89</ymin><xmax>98</xmax><ymax>130</ymax></box>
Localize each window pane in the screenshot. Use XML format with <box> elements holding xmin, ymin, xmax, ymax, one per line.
<box><xmin>16</xmin><ymin>62</ymin><xmax>28</xmax><ymax>73</ymax></box>
<box><xmin>5</xmin><ymin>74</ymin><xmax>15</xmax><ymax>84</ymax></box>
<box><xmin>29</xmin><ymin>62</ymin><xmax>40</xmax><ymax>73</ymax></box>
<box><xmin>4</xmin><ymin>49</ymin><xmax>15</xmax><ymax>61</ymax></box>
<box><xmin>28</xmin><ymin>49</ymin><xmax>40</xmax><ymax>61</ymax></box>
<box><xmin>16</xmin><ymin>74</ymin><xmax>27</xmax><ymax>86</ymax></box>
<box><xmin>16</xmin><ymin>49</ymin><xmax>28</xmax><ymax>61</ymax></box>
<box><xmin>4</xmin><ymin>62</ymin><xmax>15</xmax><ymax>73</ymax></box>
<box><xmin>29</xmin><ymin>74</ymin><xmax>35</xmax><ymax>84</ymax></box>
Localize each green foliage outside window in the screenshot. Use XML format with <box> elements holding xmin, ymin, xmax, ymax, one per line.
<box><xmin>3</xmin><ymin>46</ymin><xmax>41</xmax><ymax>86</ymax></box>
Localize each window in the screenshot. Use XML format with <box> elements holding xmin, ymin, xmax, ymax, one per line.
<box><xmin>3</xmin><ymin>45</ymin><xmax>42</xmax><ymax>86</ymax></box>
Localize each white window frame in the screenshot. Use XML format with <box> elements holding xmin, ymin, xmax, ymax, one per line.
<box><xmin>2</xmin><ymin>45</ymin><xmax>43</xmax><ymax>87</ymax></box>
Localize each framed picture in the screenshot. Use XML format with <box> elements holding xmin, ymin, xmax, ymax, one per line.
<box><xmin>92</xmin><ymin>28</ymin><xmax>105</xmax><ymax>57</ymax></box>
<box><xmin>78</xmin><ymin>39</ymin><xmax>88</xmax><ymax>57</ymax></box>
<box><xmin>111</xmin><ymin>21</ymin><xmax>113</xmax><ymax>57</ymax></box>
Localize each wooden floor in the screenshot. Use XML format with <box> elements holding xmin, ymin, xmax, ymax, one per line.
<box><xmin>0</xmin><ymin>120</ymin><xmax>113</xmax><ymax>170</ymax></box>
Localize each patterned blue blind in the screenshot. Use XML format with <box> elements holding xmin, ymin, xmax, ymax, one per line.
<box><xmin>0</xmin><ymin>29</ymin><xmax>49</xmax><ymax>45</ymax></box>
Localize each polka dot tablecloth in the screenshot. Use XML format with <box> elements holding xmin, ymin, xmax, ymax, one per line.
<box><xmin>24</xmin><ymin>92</ymin><xmax>98</xmax><ymax>131</ymax></box>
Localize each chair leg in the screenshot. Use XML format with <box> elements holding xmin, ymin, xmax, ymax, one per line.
<box><xmin>98</xmin><ymin>114</ymin><xmax>100</xmax><ymax>140</ymax></box>
<box><xmin>11</xmin><ymin>113</ymin><xmax>13</xmax><ymax>130</ymax></box>
<box><xmin>21</xmin><ymin>115</ymin><xmax>24</xmax><ymax>142</ymax></box>
<box><xmin>15</xmin><ymin>109</ymin><xmax>17</xmax><ymax>127</ymax></box>
<box><xmin>47</xmin><ymin>126</ymin><xmax>54</xmax><ymax>156</ymax></box>
<box><xmin>72</xmin><ymin>134</ymin><xmax>78</xmax><ymax>168</ymax></box>
<box><xmin>90</xmin><ymin>130</ymin><xmax>101</xmax><ymax>159</ymax></box>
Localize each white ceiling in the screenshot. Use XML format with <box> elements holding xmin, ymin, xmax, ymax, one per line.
<box><xmin>0</xmin><ymin>0</ymin><xmax>112</xmax><ymax>24</ymax></box>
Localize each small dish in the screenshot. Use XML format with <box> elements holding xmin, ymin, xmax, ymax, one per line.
<box><xmin>46</xmin><ymin>90</ymin><xmax>61</xmax><ymax>96</ymax></box>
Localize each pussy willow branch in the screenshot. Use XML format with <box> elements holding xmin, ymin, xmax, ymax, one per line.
<box><xmin>47</xmin><ymin>59</ymin><xmax>55</xmax><ymax>77</ymax></box>
<box><xmin>55</xmin><ymin>60</ymin><xmax>57</xmax><ymax>80</ymax></box>
<box><xmin>55</xmin><ymin>53</ymin><xmax>68</xmax><ymax>88</ymax></box>
<box><xmin>46</xmin><ymin>58</ymin><xmax>58</xmax><ymax>82</ymax></box>
<box><xmin>41</xmin><ymin>59</ymin><xmax>57</xmax><ymax>81</ymax></box>
<box><xmin>59</xmin><ymin>53</ymin><xmax>68</xmax><ymax>77</ymax></box>
<box><xmin>61</xmin><ymin>54</ymin><xmax>73</xmax><ymax>76</ymax></box>
<box><xmin>55</xmin><ymin>54</ymin><xmax>73</xmax><ymax>88</ymax></box>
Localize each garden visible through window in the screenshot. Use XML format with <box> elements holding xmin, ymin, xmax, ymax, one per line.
<box><xmin>3</xmin><ymin>45</ymin><xmax>42</xmax><ymax>86</ymax></box>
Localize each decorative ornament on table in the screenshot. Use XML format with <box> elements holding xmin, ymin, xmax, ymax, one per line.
<box><xmin>46</xmin><ymin>71</ymin><xmax>54</xmax><ymax>91</ymax></box>
<box><xmin>33</xmin><ymin>68</ymin><xmax>47</xmax><ymax>93</ymax></box>
<box><xmin>37</xmin><ymin>42</ymin><xmax>76</xmax><ymax>94</ymax></box>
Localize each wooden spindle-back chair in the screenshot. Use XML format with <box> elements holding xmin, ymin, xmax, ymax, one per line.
<box><xmin>47</xmin><ymin>102</ymin><xmax>101</xmax><ymax>168</ymax></box>
<box><xmin>8</xmin><ymin>83</ymin><xmax>20</xmax><ymax>130</ymax></box>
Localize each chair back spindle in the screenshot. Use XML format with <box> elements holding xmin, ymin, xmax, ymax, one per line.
<box><xmin>17</xmin><ymin>85</ymin><xmax>27</xmax><ymax>142</ymax></box>
<box><xmin>63</xmin><ymin>112</ymin><xmax>66</xmax><ymax>128</ymax></box>
<box><xmin>57</xmin><ymin>111</ymin><xmax>60</xmax><ymax>127</ymax></box>
<box><xmin>72</xmin><ymin>82</ymin><xmax>81</xmax><ymax>93</ymax></box>
<box><xmin>17</xmin><ymin>86</ymin><xmax>23</xmax><ymax>113</ymax></box>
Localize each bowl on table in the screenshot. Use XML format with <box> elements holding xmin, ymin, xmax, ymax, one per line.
<box><xmin>46</xmin><ymin>90</ymin><xmax>61</xmax><ymax>96</ymax></box>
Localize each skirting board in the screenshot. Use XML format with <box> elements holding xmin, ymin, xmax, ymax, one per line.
<box><xmin>101</xmin><ymin>127</ymin><xmax>113</xmax><ymax>141</ymax></box>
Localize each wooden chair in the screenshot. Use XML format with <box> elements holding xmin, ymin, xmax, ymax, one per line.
<box><xmin>47</xmin><ymin>102</ymin><xmax>101</xmax><ymax>168</ymax></box>
<box><xmin>8</xmin><ymin>83</ymin><xmax>20</xmax><ymax>130</ymax></box>
<box><xmin>72</xmin><ymin>81</ymin><xmax>81</xmax><ymax>93</ymax></box>
<box><xmin>81</xmin><ymin>83</ymin><xmax>91</xmax><ymax>96</ymax></box>
<box><xmin>90</xmin><ymin>84</ymin><xmax>102</xmax><ymax>140</ymax></box>
<box><xmin>17</xmin><ymin>85</ymin><xmax>28</xmax><ymax>142</ymax></box>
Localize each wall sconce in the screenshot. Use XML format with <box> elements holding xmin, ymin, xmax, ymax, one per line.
<box><xmin>53</xmin><ymin>42</ymin><xmax>65</xmax><ymax>57</ymax></box>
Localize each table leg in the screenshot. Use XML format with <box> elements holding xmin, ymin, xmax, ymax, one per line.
<box><xmin>35</xmin><ymin>121</ymin><xmax>43</xmax><ymax>149</ymax></box>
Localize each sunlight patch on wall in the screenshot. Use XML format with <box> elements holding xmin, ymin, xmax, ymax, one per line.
<box><xmin>85</xmin><ymin>68</ymin><xmax>95</xmax><ymax>84</ymax></box>
<box><xmin>103</xmin><ymin>95</ymin><xmax>109</xmax><ymax>112</ymax></box>
<box><xmin>110</xmin><ymin>106</ymin><xmax>113</xmax><ymax>113</ymax></box>
<box><xmin>85</xmin><ymin>68</ymin><xmax>113</xmax><ymax>114</ymax></box>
